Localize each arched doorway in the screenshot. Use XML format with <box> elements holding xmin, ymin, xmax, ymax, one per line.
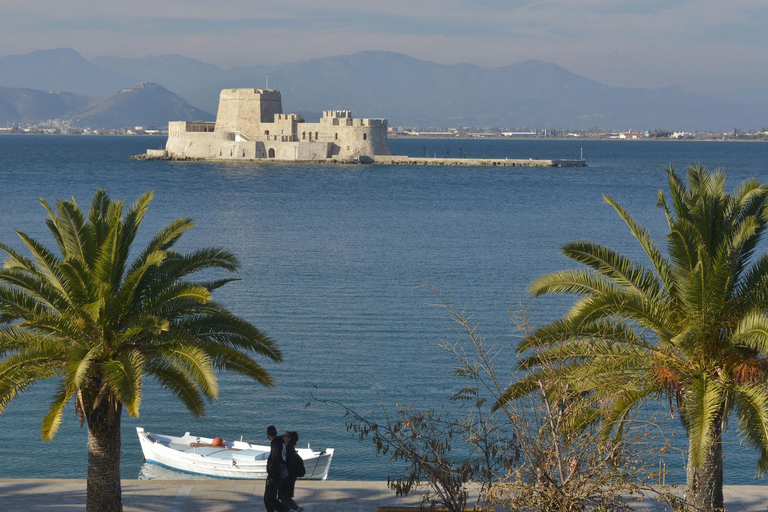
<box><xmin>268</xmin><ymin>148</ymin><xmax>276</xmax><ymax>158</ymax></box>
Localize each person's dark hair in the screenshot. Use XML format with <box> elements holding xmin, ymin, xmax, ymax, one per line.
<box><xmin>290</xmin><ymin>431</ymin><xmax>299</xmax><ymax>444</ymax></box>
<box><xmin>267</xmin><ymin>425</ymin><xmax>277</xmax><ymax>437</ymax></box>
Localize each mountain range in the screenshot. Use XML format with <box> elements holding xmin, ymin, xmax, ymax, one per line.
<box><xmin>0</xmin><ymin>48</ymin><xmax>765</xmax><ymax>131</ymax></box>
<box><xmin>0</xmin><ymin>81</ymin><xmax>212</xmax><ymax>129</ymax></box>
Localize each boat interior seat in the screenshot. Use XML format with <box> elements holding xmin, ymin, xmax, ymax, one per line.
<box><xmin>183</xmin><ymin>446</ymin><xmax>231</xmax><ymax>458</ymax></box>
<box><xmin>233</xmin><ymin>450</ymin><xmax>268</xmax><ymax>461</ymax></box>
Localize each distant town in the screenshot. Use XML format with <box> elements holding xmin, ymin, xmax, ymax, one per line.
<box><xmin>4</xmin><ymin>121</ymin><xmax>768</xmax><ymax>141</ymax></box>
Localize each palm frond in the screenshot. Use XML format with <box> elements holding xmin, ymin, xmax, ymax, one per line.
<box><xmin>733</xmin><ymin>311</ymin><xmax>768</xmax><ymax>353</ymax></box>
<box><xmin>41</xmin><ymin>381</ymin><xmax>75</xmax><ymax>441</ymax></box>
<box><xmin>55</xmin><ymin>199</ymin><xmax>89</xmax><ymax>261</ymax></box>
<box><xmin>145</xmin><ymin>364</ymin><xmax>205</xmax><ymax>417</ymax></box>
<box><xmin>529</xmin><ymin>269</ymin><xmax>620</xmax><ymax>298</ymax></box>
<box><xmin>683</xmin><ymin>374</ymin><xmax>726</xmax><ymax>468</ymax></box>
<box><xmin>13</xmin><ymin>231</ymin><xmax>68</xmax><ymax>301</ymax></box>
<box><xmin>102</xmin><ymin>350</ymin><xmax>145</xmax><ymax>417</ymax></box>
<box><xmin>604</xmin><ymin>194</ymin><xmax>675</xmax><ymax>295</ymax></box>
<box><xmin>560</xmin><ymin>241</ymin><xmax>662</xmax><ymax>299</ymax></box>
<box><xmin>157</xmin><ymin>344</ymin><xmax>218</xmax><ymax>400</ymax></box>
<box><xmin>733</xmin><ymin>383</ymin><xmax>768</xmax><ymax>476</ymax></box>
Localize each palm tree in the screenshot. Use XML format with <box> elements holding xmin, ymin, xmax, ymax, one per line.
<box><xmin>0</xmin><ymin>190</ymin><xmax>281</xmax><ymax>512</ymax></box>
<box><xmin>501</xmin><ymin>165</ymin><xmax>768</xmax><ymax>511</ymax></box>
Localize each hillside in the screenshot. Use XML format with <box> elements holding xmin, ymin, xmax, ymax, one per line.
<box><xmin>91</xmin><ymin>54</ymin><xmax>225</xmax><ymax>98</ymax></box>
<box><xmin>68</xmin><ymin>82</ymin><xmax>213</xmax><ymax>129</ymax></box>
<box><xmin>0</xmin><ymin>87</ymin><xmax>91</xmax><ymax>123</ymax></box>
<box><xmin>0</xmin><ymin>49</ymin><xmax>131</xmax><ymax>97</ymax></box>
<box><xmin>0</xmin><ymin>82</ymin><xmax>212</xmax><ymax>129</ymax></box>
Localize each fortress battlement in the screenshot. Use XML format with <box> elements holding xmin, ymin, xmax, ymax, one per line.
<box><xmin>157</xmin><ymin>88</ymin><xmax>390</xmax><ymax>162</ymax></box>
<box><xmin>220</xmin><ymin>88</ymin><xmax>281</xmax><ymax>99</ymax></box>
<box><xmin>323</xmin><ymin>110</ymin><xmax>351</xmax><ymax>119</ymax></box>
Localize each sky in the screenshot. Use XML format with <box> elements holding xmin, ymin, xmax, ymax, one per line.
<box><xmin>2</xmin><ymin>0</ymin><xmax>767</xmax><ymax>94</ymax></box>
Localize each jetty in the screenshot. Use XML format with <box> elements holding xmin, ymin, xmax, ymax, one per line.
<box><xmin>371</xmin><ymin>155</ymin><xmax>586</xmax><ymax>167</ymax></box>
<box><xmin>132</xmin><ymin>153</ymin><xmax>587</xmax><ymax>167</ymax></box>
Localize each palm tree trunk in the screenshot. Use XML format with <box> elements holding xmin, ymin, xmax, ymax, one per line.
<box><xmin>686</xmin><ymin>417</ymin><xmax>724</xmax><ymax>511</ymax></box>
<box><xmin>86</xmin><ymin>401</ymin><xmax>123</xmax><ymax>512</ymax></box>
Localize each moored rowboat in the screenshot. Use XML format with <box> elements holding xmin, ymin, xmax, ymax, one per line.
<box><xmin>137</xmin><ymin>427</ymin><xmax>334</xmax><ymax>480</ymax></box>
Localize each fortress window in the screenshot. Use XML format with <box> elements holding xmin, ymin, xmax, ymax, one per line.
<box><xmin>335</xmin><ymin>133</ymin><xmax>338</xmax><ymax>140</ymax></box>
<box><xmin>264</xmin><ymin>130</ymin><xmax>270</xmax><ymax>137</ymax></box>
<box><xmin>302</xmin><ymin>132</ymin><xmax>306</xmax><ymax>140</ymax></box>
<box><xmin>243</xmin><ymin>150</ymin><xmax>246</xmax><ymax>157</ymax></box>
<box><xmin>363</xmin><ymin>133</ymin><xmax>368</xmax><ymax>140</ymax></box>
<box><xmin>309</xmin><ymin>132</ymin><xmax>312</xmax><ymax>140</ymax></box>
<box><xmin>315</xmin><ymin>132</ymin><xmax>319</xmax><ymax>139</ymax></box>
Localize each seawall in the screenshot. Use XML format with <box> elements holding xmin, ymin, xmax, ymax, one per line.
<box><xmin>133</xmin><ymin>152</ymin><xmax>587</xmax><ymax>167</ymax></box>
<box><xmin>371</xmin><ymin>155</ymin><xmax>587</xmax><ymax>167</ymax></box>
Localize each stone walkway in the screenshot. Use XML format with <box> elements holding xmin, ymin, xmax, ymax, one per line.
<box><xmin>0</xmin><ymin>479</ymin><xmax>766</xmax><ymax>511</ymax></box>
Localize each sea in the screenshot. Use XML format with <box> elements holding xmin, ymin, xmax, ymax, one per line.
<box><xmin>0</xmin><ymin>134</ymin><xmax>767</xmax><ymax>484</ymax></box>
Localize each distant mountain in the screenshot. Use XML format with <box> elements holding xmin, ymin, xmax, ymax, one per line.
<box><xmin>703</xmin><ymin>89</ymin><xmax>768</xmax><ymax>106</ymax></box>
<box><xmin>68</xmin><ymin>82</ymin><xmax>213</xmax><ymax>129</ymax></box>
<box><xmin>0</xmin><ymin>86</ymin><xmax>91</xmax><ymax>123</ymax></box>
<box><xmin>1</xmin><ymin>48</ymin><xmax>766</xmax><ymax>130</ymax></box>
<box><xmin>169</xmin><ymin>51</ymin><xmax>768</xmax><ymax>131</ymax></box>
<box><xmin>0</xmin><ymin>49</ymin><xmax>132</xmax><ymax>97</ymax></box>
<box><xmin>0</xmin><ymin>82</ymin><xmax>212</xmax><ymax>128</ymax></box>
<box><xmin>91</xmin><ymin>54</ymin><xmax>225</xmax><ymax>98</ymax></box>
<box><xmin>117</xmin><ymin>51</ymin><xmax>752</xmax><ymax>130</ymax></box>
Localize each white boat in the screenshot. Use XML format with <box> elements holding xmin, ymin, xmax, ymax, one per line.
<box><xmin>136</xmin><ymin>427</ymin><xmax>334</xmax><ymax>480</ymax></box>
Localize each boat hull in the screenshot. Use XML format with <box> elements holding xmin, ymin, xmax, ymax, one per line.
<box><xmin>137</xmin><ymin>427</ymin><xmax>334</xmax><ymax>480</ymax></box>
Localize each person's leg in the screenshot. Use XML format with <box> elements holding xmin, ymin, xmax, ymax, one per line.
<box><xmin>278</xmin><ymin>481</ymin><xmax>299</xmax><ymax>511</ymax></box>
<box><xmin>265</xmin><ymin>479</ymin><xmax>287</xmax><ymax>512</ymax></box>
<box><xmin>264</xmin><ymin>479</ymin><xmax>274</xmax><ymax>512</ymax></box>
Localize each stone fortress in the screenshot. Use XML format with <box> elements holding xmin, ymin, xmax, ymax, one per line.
<box><xmin>147</xmin><ymin>88</ymin><xmax>390</xmax><ymax>162</ymax></box>
<box><xmin>140</xmin><ymin>87</ymin><xmax>586</xmax><ymax>167</ymax></box>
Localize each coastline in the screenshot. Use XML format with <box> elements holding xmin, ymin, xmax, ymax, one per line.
<box><xmin>2</xmin><ymin>132</ymin><xmax>768</xmax><ymax>142</ymax></box>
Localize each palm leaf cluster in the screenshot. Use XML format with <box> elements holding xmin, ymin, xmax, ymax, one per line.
<box><xmin>502</xmin><ymin>165</ymin><xmax>768</xmax><ymax>475</ymax></box>
<box><xmin>0</xmin><ymin>190</ymin><xmax>281</xmax><ymax>439</ymax></box>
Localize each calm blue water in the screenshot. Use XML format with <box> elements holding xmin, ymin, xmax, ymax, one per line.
<box><xmin>1</xmin><ymin>135</ymin><xmax>768</xmax><ymax>484</ymax></box>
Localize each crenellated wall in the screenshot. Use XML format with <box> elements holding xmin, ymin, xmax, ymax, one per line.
<box><xmin>157</xmin><ymin>88</ymin><xmax>389</xmax><ymax>161</ymax></box>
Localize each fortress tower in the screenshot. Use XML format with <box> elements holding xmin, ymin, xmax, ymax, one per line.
<box><xmin>159</xmin><ymin>87</ymin><xmax>389</xmax><ymax>162</ymax></box>
<box><xmin>214</xmin><ymin>89</ymin><xmax>283</xmax><ymax>140</ymax></box>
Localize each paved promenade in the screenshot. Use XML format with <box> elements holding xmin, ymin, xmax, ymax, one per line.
<box><xmin>0</xmin><ymin>479</ymin><xmax>766</xmax><ymax>511</ymax></box>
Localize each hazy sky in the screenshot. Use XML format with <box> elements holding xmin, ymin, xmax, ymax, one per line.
<box><xmin>2</xmin><ymin>0</ymin><xmax>766</xmax><ymax>93</ymax></box>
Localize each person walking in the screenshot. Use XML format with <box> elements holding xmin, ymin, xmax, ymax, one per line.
<box><xmin>264</xmin><ymin>426</ymin><xmax>288</xmax><ymax>512</ymax></box>
<box><xmin>279</xmin><ymin>431</ymin><xmax>304</xmax><ymax>512</ymax></box>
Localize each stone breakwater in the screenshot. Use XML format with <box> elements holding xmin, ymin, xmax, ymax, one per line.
<box><xmin>131</xmin><ymin>152</ymin><xmax>587</xmax><ymax>167</ymax></box>
<box><xmin>371</xmin><ymin>156</ymin><xmax>587</xmax><ymax>167</ymax></box>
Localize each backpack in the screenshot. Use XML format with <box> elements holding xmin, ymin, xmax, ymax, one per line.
<box><xmin>294</xmin><ymin>453</ymin><xmax>306</xmax><ymax>478</ymax></box>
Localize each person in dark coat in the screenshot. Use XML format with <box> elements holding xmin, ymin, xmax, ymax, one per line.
<box><xmin>279</xmin><ymin>431</ymin><xmax>303</xmax><ymax>512</ymax></box>
<box><xmin>264</xmin><ymin>425</ymin><xmax>288</xmax><ymax>512</ymax></box>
